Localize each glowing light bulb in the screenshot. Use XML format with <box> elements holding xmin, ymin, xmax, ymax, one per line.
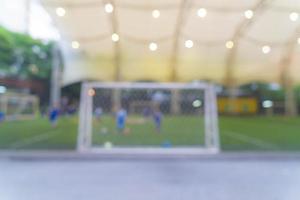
<box><xmin>152</xmin><ymin>9</ymin><xmax>160</xmax><ymax>18</ymax></box>
<box><xmin>71</xmin><ymin>41</ymin><xmax>80</xmax><ymax>49</ymax></box>
<box><xmin>197</xmin><ymin>8</ymin><xmax>207</xmax><ymax>18</ymax></box>
<box><xmin>105</xmin><ymin>3</ymin><xmax>114</xmax><ymax>13</ymax></box>
<box><xmin>226</xmin><ymin>41</ymin><xmax>234</xmax><ymax>49</ymax></box>
<box><xmin>289</xmin><ymin>12</ymin><xmax>299</xmax><ymax>21</ymax></box>
<box><xmin>244</xmin><ymin>10</ymin><xmax>254</xmax><ymax>19</ymax></box>
<box><xmin>262</xmin><ymin>45</ymin><xmax>271</xmax><ymax>54</ymax></box>
<box><xmin>111</xmin><ymin>33</ymin><xmax>119</xmax><ymax>42</ymax></box>
<box><xmin>56</xmin><ymin>7</ymin><xmax>66</xmax><ymax>17</ymax></box>
<box><xmin>185</xmin><ymin>40</ymin><xmax>194</xmax><ymax>48</ymax></box>
<box><xmin>149</xmin><ymin>42</ymin><xmax>158</xmax><ymax>51</ymax></box>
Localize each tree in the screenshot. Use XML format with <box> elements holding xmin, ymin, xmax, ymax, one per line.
<box><xmin>0</xmin><ymin>26</ymin><xmax>53</xmax><ymax>80</ymax></box>
<box><xmin>0</xmin><ymin>27</ymin><xmax>15</xmax><ymax>73</ymax></box>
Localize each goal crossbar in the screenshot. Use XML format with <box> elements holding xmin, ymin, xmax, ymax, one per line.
<box><xmin>84</xmin><ymin>82</ymin><xmax>209</xmax><ymax>90</ymax></box>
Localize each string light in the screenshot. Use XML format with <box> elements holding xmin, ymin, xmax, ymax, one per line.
<box><xmin>104</xmin><ymin>3</ymin><xmax>114</xmax><ymax>13</ymax></box>
<box><xmin>71</xmin><ymin>41</ymin><xmax>80</xmax><ymax>49</ymax></box>
<box><xmin>185</xmin><ymin>40</ymin><xmax>194</xmax><ymax>48</ymax></box>
<box><xmin>244</xmin><ymin>10</ymin><xmax>254</xmax><ymax>19</ymax></box>
<box><xmin>152</xmin><ymin>9</ymin><xmax>160</xmax><ymax>18</ymax></box>
<box><xmin>226</xmin><ymin>41</ymin><xmax>234</xmax><ymax>49</ymax></box>
<box><xmin>111</xmin><ymin>33</ymin><xmax>119</xmax><ymax>42</ymax></box>
<box><xmin>197</xmin><ymin>8</ymin><xmax>207</xmax><ymax>18</ymax></box>
<box><xmin>262</xmin><ymin>45</ymin><xmax>271</xmax><ymax>54</ymax></box>
<box><xmin>149</xmin><ymin>42</ymin><xmax>158</xmax><ymax>51</ymax></box>
<box><xmin>56</xmin><ymin>7</ymin><xmax>66</xmax><ymax>17</ymax></box>
<box><xmin>289</xmin><ymin>12</ymin><xmax>299</xmax><ymax>21</ymax></box>
<box><xmin>51</xmin><ymin>4</ymin><xmax>300</xmax><ymax>57</ymax></box>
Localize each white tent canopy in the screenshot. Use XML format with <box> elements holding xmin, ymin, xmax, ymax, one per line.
<box><xmin>41</xmin><ymin>0</ymin><xmax>300</xmax><ymax>86</ymax></box>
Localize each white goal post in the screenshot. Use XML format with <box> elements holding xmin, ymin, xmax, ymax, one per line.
<box><xmin>77</xmin><ymin>82</ymin><xmax>220</xmax><ymax>153</ymax></box>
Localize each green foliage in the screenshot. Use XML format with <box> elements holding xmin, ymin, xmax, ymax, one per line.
<box><xmin>0</xmin><ymin>27</ymin><xmax>14</xmax><ymax>70</ymax></box>
<box><xmin>295</xmin><ymin>86</ymin><xmax>300</xmax><ymax>104</ymax></box>
<box><xmin>240</xmin><ymin>82</ymin><xmax>300</xmax><ymax>104</ymax></box>
<box><xmin>0</xmin><ymin>26</ymin><xmax>53</xmax><ymax>80</ymax></box>
<box><xmin>240</xmin><ymin>82</ymin><xmax>285</xmax><ymax>101</ymax></box>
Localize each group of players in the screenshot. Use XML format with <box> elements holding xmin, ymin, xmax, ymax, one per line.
<box><xmin>95</xmin><ymin>105</ymin><xmax>163</xmax><ymax>134</ymax></box>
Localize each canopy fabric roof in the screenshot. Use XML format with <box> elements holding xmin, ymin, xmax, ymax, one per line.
<box><xmin>42</xmin><ymin>0</ymin><xmax>300</xmax><ymax>86</ymax></box>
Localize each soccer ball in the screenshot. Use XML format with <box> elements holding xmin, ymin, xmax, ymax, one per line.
<box><xmin>104</xmin><ymin>141</ymin><xmax>113</xmax><ymax>149</ymax></box>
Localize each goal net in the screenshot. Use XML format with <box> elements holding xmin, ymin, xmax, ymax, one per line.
<box><xmin>78</xmin><ymin>82</ymin><xmax>219</xmax><ymax>153</ymax></box>
<box><xmin>0</xmin><ymin>93</ymin><xmax>39</xmax><ymax>121</ymax></box>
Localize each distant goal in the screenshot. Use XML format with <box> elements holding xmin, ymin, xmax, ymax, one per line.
<box><xmin>0</xmin><ymin>93</ymin><xmax>39</xmax><ymax>121</ymax></box>
<box><xmin>77</xmin><ymin>82</ymin><xmax>220</xmax><ymax>154</ymax></box>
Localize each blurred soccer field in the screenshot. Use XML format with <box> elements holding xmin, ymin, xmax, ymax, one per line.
<box><xmin>92</xmin><ymin>115</ymin><xmax>205</xmax><ymax>147</ymax></box>
<box><xmin>0</xmin><ymin>116</ymin><xmax>300</xmax><ymax>151</ymax></box>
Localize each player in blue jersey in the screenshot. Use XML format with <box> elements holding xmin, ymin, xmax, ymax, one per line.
<box><xmin>94</xmin><ymin>107</ymin><xmax>103</xmax><ymax>121</ymax></box>
<box><xmin>116</xmin><ymin>107</ymin><xmax>127</xmax><ymax>134</ymax></box>
<box><xmin>0</xmin><ymin>111</ymin><xmax>5</xmax><ymax>123</ymax></box>
<box><xmin>152</xmin><ymin>108</ymin><xmax>163</xmax><ymax>133</ymax></box>
<box><xmin>49</xmin><ymin>106</ymin><xmax>59</xmax><ymax>128</ymax></box>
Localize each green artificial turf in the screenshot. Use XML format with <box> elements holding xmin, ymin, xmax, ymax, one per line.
<box><xmin>0</xmin><ymin>115</ymin><xmax>299</xmax><ymax>151</ymax></box>
<box><xmin>0</xmin><ymin>117</ymin><xmax>78</xmax><ymax>150</ymax></box>
<box><xmin>92</xmin><ymin>115</ymin><xmax>205</xmax><ymax>147</ymax></box>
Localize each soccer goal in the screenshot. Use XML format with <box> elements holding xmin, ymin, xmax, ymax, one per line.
<box><xmin>0</xmin><ymin>93</ymin><xmax>39</xmax><ymax>121</ymax></box>
<box><xmin>77</xmin><ymin>82</ymin><xmax>220</xmax><ymax>154</ymax></box>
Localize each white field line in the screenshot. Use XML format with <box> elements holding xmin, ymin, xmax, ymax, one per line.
<box><xmin>223</xmin><ymin>130</ymin><xmax>279</xmax><ymax>150</ymax></box>
<box><xmin>9</xmin><ymin>130</ymin><xmax>60</xmax><ymax>149</ymax></box>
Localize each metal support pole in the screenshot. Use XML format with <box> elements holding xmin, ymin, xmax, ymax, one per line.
<box><xmin>224</xmin><ymin>0</ymin><xmax>268</xmax><ymax>115</ymax></box>
<box><xmin>204</xmin><ymin>86</ymin><xmax>211</xmax><ymax>148</ymax></box>
<box><xmin>85</xmin><ymin>91</ymin><xmax>93</xmax><ymax>149</ymax></box>
<box><xmin>106</xmin><ymin>0</ymin><xmax>122</xmax><ymax>110</ymax></box>
<box><xmin>204</xmin><ymin>84</ymin><xmax>220</xmax><ymax>150</ymax></box>
<box><xmin>169</xmin><ymin>0</ymin><xmax>189</xmax><ymax>81</ymax></box>
<box><xmin>210</xmin><ymin>85</ymin><xmax>220</xmax><ymax>151</ymax></box>
<box><xmin>78</xmin><ymin>83</ymin><xmax>93</xmax><ymax>151</ymax></box>
<box><xmin>285</xmin><ymin>85</ymin><xmax>297</xmax><ymax>116</ymax></box>
<box><xmin>282</xmin><ymin>71</ymin><xmax>297</xmax><ymax>116</ymax></box>
<box><xmin>279</xmin><ymin>26</ymin><xmax>300</xmax><ymax>117</ymax></box>
<box><xmin>171</xmin><ymin>89</ymin><xmax>180</xmax><ymax>114</ymax></box>
<box><xmin>168</xmin><ymin>0</ymin><xmax>190</xmax><ymax>115</ymax></box>
<box><xmin>112</xmin><ymin>88</ymin><xmax>121</xmax><ymax>110</ymax></box>
<box><xmin>225</xmin><ymin>45</ymin><xmax>239</xmax><ymax>114</ymax></box>
<box><xmin>50</xmin><ymin>43</ymin><xmax>61</xmax><ymax>108</ymax></box>
<box><xmin>78</xmin><ymin>83</ymin><xmax>87</xmax><ymax>151</ymax></box>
